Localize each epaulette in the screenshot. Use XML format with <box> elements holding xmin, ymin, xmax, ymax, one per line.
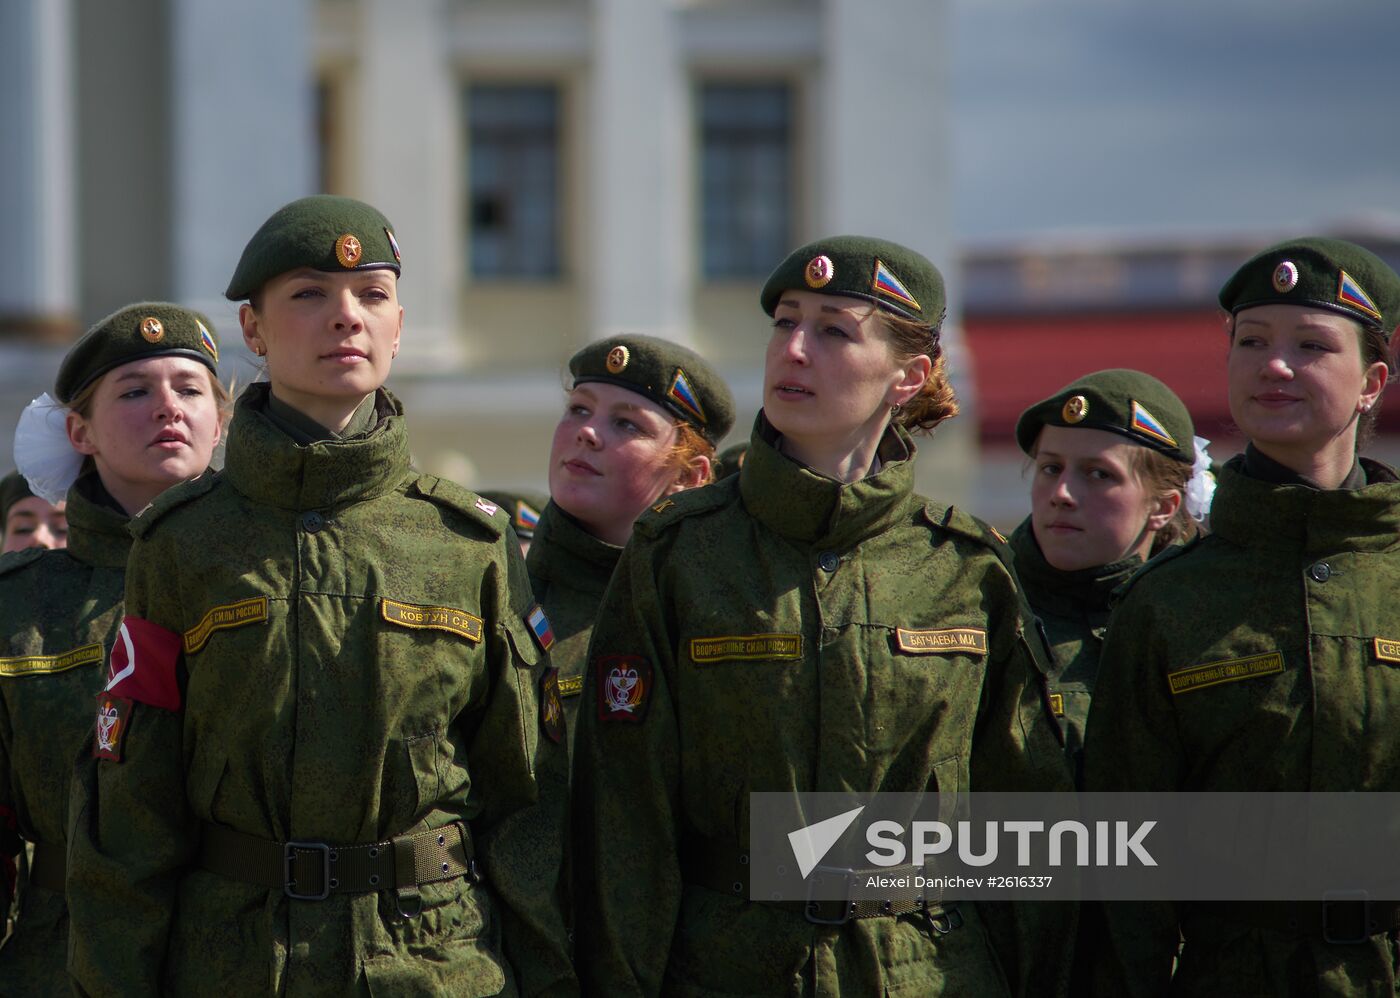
<box><xmin>408</xmin><ymin>475</ymin><xmax>505</xmax><ymax>539</ymax></box>
<box><xmin>0</xmin><ymin>546</ymin><xmax>47</xmax><ymax>579</ymax></box>
<box><xmin>129</xmin><ymin>472</ymin><xmax>221</xmax><ymax>539</ymax></box>
<box><xmin>921</xmin><ymin>502</ymin><xmax>1011</xmax><ymax>550</ymax></box>
<box><xmin>632</xmin><ymin>477</ymin><xmax>737</xmax><ymax>539</ymax></box>
<box><xmin>920</xmin><ymin>501</ymin><xmax>1019</xmax><ymax>579</ymax></box>
<box><xmin>1110</xmin><ymin>535</ymin><xmax>1203</xmax><ymax>604</ymax></box>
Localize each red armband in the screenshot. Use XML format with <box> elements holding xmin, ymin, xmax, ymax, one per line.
<box><xmin>105</xmin><ymin>616</ymin><xmax>183</xmax><ymax>711</ymax></box>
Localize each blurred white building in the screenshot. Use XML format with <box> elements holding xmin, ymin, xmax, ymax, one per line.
<box><xmin>0</xmin><ymin>0</ymin><xmax>974</xmax><ymax>504</ymax></box>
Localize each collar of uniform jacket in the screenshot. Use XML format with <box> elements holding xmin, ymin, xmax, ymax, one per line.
<box><xmin>63</xmin><ymin>471</ymin><xmax>135</xmax><ymax>569</ymax></box>
<box><xmin>739</xmin><ymin>411</ymin><xmax>917</xmax><ymax>547</ymax></box>
<box><xmin>1209</xmin><ymin>453</ymin><xmax>1400</xmax><ymax>553</ymax></box>
<box><xmin>222</xmin><ymin>382</ymin><xmax>411</xmax><ymax>510</ymax></box>
<box><xmin>526</xmin><ymin>499</ymin><xmax>620</xmax><ymax>597</ymax></box>
<box><xmin>1007</xmin><ymin>516</ymin><xmax>1142</xmax><ymax>619</ymax></box>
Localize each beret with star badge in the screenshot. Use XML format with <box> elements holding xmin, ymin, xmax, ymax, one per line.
<box><xmin>225</xmin><ymin>194</ymin><xmax>402</xmax><ymax>300</ymax></box>
<box><xmin>1016</xmin><ymin>368</ymin><xmax>1196</xmax><ymax>466</ymax></box>
<box><xmin>569</xmin><ymin>335</ymin><xmax>735</xmax><ymax>445</ymax></box>
<box><xmin>55</xmin><ymin>302</ymin><xmax>221</xmax><ymax>404</ymax></box>
<box><xmin>1219</xmin><ymin>236</ymin><xmax>1400</xmax><ymax>340</ymax></box>
<box><xmin>760</xmin><ymin>234</ymin><xmax>946</xmax><ymax>327</ymax></box>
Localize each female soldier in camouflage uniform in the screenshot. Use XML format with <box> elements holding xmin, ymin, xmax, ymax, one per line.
<box><xmin>527</xmin><ymin>335</ymin><xmax>733</xmax><ymax>755</ymax></box>
<box><xmin>0</xmin><ymin>304</ymin><xmax>226</xmax><ymax>994</ymax></box>
<box><xmin>1084</xmin><ymin>237</ymin><xmax>1400</xmax><ymax>995</ymax></box>
<box><xmin>572</xmin><ymin>236</ymin><xmax>1072</xmax><ymax>996</ymax></box>
<box><xmin>66</xmin><ymin>196</ymin><xmax>575</xmax><ymax>996</ymax></box>
<box><xmin>1011</xmin><ymin>369</ymin><xmax>1205</xmax><ymax>779</ymax></box>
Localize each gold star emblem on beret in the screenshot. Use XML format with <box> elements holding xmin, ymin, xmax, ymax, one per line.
<box><xmin>335</xmin><ymin>233</ymin><xmax>363</xmax><ymax>268</ymax></box>
<box><xmin>139</xmin><ymin>317</ymin><xmax>165</xmax><ymax>343</ymax></box>
<box><xmin>1062</xmin><ymin>395</ymin><xmax>1089</xmax><ymax>423</ymax></box>
<box><xmin>1272</xmin><ymin>261</ymin><xmax>1299</xmax><ymax>293</ymax></box>
<box><xmin>805</xmin><ymin>255</ymin><xmax>834</xmax><ymax>289</ymax></box>
<box><xmin>606</xmin><ymin>345</ymin><xmax>630</xmax><ymax>374</ymax></box>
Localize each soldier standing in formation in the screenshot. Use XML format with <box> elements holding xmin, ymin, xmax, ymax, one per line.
<box><xmin>0</xmin><ymin>304</ymin><xmax>227</xmax><ymax>993</ymax></box>
<box><xmin>1085</xmin><ymin>237</ymin><xmax>1400</xmax><ymax>995</ymax></box>
<box><xmin>572</xmin><ymin>236</ymin><xmax>1073</xmax><ymax>996</ymax></box>
<box><xmin>1010</xmin><ymin>369</ymin><xmax>1205</xmax><ymax>780</ymax></box>
<box><xmin>64</xmin><ymin>196</ymin><xmax>575</xmax><ymax>996</ymax></box>
<box><xmin>526</xmin><ymin>334</ymin><xmax>733</xmax><ymax>756</ymax></box>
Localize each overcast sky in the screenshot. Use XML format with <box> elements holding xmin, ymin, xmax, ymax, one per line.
<box><xmin>951</xmin><ymin>0</ymin><xmax>1400</xmax><ymax>242</ymax></box>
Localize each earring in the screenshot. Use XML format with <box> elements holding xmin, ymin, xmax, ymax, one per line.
<box><xmin>252</xmin><ymin>344</ymin><xmax>265</xmax><ymax>357</ymax></box>
<box><xmin>1361</xmin><ymin>403</ymin><xmax>1374</xmax><ymax>413</ymax></box>
<box><xmin>890</xmin><ymin>402</ymin><xmax>903</xmax><ymax>415</ymax></box>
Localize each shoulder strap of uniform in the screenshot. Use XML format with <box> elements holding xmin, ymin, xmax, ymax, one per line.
<box><xmin>632</xmin><ymin>477</ymin><xmax>736</xmax><ymax>540</ymax></box>
<box><xmin>409</xmin><ymin>475</ymin><xmax>506</xmax><ymax>539</ymax></box>
<box><xmin>1111</xmin><ymin>535</ymin><xmax>1203</xmax><ymax>603</ymax></box>
<box><xmin>129</xmin><ymin>473</ymin><xmax>221</xmax><ymax>539</ymax></box>
<box><xmin>0</xmin><ymin>546</ymin><xmax>47</xmax><ymax>578</ymax></box>
<box><xmin>922</xmin><ymin>501</ymin><xmax>1012</xmax><ymax>556</ymax></box>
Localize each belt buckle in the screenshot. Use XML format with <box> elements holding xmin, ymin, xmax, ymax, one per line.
<box><xmin>285</xmin><ymin>841</ymin><xmax>332</xmax><ymax>901</ymax></box>
<box><xmin>804</xmin><ymin>866</ymin><xmax>854</xmax><ymax>926</ymax></box>
<box><xmin>1322</xmin><ymin>889</ymin><xmax>1370</xmax><ymax>945</ymax></box>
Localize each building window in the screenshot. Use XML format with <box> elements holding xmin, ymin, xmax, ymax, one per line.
<box><xmin>699</xmin><ymin>82</ymin><xmax>792</xmax><ymax>280</ymax></box>
<box><xmin>466</xmin><ymin>84</ymin><xmax>561</xmax><ymax>279</ymax></box>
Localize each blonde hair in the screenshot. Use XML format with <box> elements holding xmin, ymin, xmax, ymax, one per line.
<box><xmin>1126</xmin><ymin>446</ymin><xmax>1201</xmax><ymax>554</ymax></box>
<box><xmin>880</xmin><ymin>311</ymin><xmax>959</xmax><ymax>432</ymax></box>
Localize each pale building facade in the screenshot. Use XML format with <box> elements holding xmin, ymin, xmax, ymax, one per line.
<box><xmin>0</xmin><ymin>0</ymin><xmax>974</xmax><ymax>505</ymax></box>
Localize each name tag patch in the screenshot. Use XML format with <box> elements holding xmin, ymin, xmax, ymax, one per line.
<box><xmin>0</xmin><ymin>642</ymin><xmax>103</xmax><ymax>678</ymax></box>
<box><xmin>896</xmin><ymin>627</ymin><xmax>988</xmax><ymax>656</ymax></box>
<box><xmin>184</xmin><ymin>597</ymin><xmax>269</xmax><ymax>654</ymax></box>
<box><xmin>690</xmin><ymin>633</ymin><xmax>803</xmax><ymax>664</ymax></box>
<box><xmin>1375</xmin><ymin>638</ymin><xmax>1400</xmax><ymax>664</ymax></box>
<box><xmin>1168</xmin><ymin>651</ymin><xmax>1285</xmax><ymax>695</ymax></box>
<box><xmin>382</xmin><ymin>599</ymin><xmax>483</xmax><ymax>643</ymax></box>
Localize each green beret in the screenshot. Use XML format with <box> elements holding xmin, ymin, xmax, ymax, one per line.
<box><xmin>568</xmin><ymin>335</ymin><xmax>735</xmax><ymax>444</ymax></box>
<box><xmin>225</xmin><ymin>195</ymin><xmax>401</xmax><ymax>300</ymax></box>
<box><xmin>1016</xmin><ymin>369</ymin><xmax>1195</xmax><ymax>465</ymax></box>
<box><xmin>1</xmin><ymin>470</ymin><xmax>36</xmax><ymax>523</ymax></box>
<box><xmin>716</xmin><ymin>442</ymin><xmax>748</xmax><ymax>480</ymax></box>
<box><xmin>760</xmin><ymin>235</ymin><xmax>946</xmax><ymax>326</ymax></box>
<box><xmin>1218</xmin><ymin>236</ymin><xmax>1400</xmax><ymax>340</ymax></box>
<box><xmin>55</xmin><ymin>302</ymin><xmax>221</xmax><ymax>404</ymax></box>
<box><xmin>479</xmin><ymin>489</ymin><xmax>547</xmax><ymax>539</ymax></box>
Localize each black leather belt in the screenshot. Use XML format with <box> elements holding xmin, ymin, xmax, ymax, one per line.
<box><xmin>198</xmin><ymin>820</ymin><xmax>478</xmax><ymax>903</ymax></box>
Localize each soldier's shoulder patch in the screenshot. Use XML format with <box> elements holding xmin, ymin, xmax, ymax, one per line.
<box><xmin>407</xmin><ymin>476</ymin><xmax>505</xmax><ymax>539</ymax></box>
<box><xmin>0</xmin><ymin>546</ymin><xmax>48</xmax><ymax>579</ymax></box>
<box><xmin>539</xmin><ymin>668</ymin><xmax>565</xmax><ymax>743</ymax></box>
<box><xmin>595</xmin><ymin>654</ymin><xmax>652</xmax><ymax>723</ymax></box>
<box><xmin>129</xmin><ymin>472</ymin><xmax>221</xmax><ymax>539</ymax></box>
<box><xmin>93</xmin><ymin>692</ymin><xmax>134</xmax><ymax>762</ymax></box>
<box><xmin>526</xmin><ymin>605</ymin><xmax>555</xmax><ymax>652</ymax></box>
<box><xmin>632</xmin><ymin>478</ymin><xmax>736</xmax><ymax>540</ymax></box>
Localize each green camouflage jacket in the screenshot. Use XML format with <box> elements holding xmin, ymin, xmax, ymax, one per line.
<box><xmin>0</xmin><ymin>478</ymin><xmax>130</xmax><ymax>995</ymax></box>
<box><xmin>571</xmin><ymin>415</ymin><xmax>1072</xmax><ymax>998</ymax></box>
<box><xmin>66</xmin><ymin>385</ymin><xmax>575</xmax><ymax>997</ymax></box>
<box><xmin>1007</xmin><ymin>517</ymin><xmax>1142</xmax><ymax>780</ymax></box>
<box><xmin>526</xmin><ymin>500</ymin><xmax>620</xmax><ymax>761</ymax></box>
<box><xmin>1083</xmin><ymin>454</ymin><xmax>1400</xmax><ymax>996</ymax></box>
